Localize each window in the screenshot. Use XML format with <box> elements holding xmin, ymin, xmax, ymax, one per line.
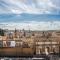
<box><xmin>3</xmin><ymin>41</ymin><xmax>16</xmax><ymax>47</ymax></box>
<box><xmin>56</xmin><ymin>32</ymin><xmax>60</xmax><ymax>36</ymax></box>
<box><xmin>10</xmin><ymin>41</ymin><xmax>15</xmax><ymax>47</ymax></box>
<box><xmin>0</xmin><ymin>41</ymin><xmax>3</xmax><ymax>47</ymax></box>
<box><xmin>15</xmin><ymin>41</ymin><xmax>23</xmax><ymax>47</ymax></box>
<box><xmin>3</xmin><ymin>41</ymin><xmax>8</xmax><ymax>47</ymax></box>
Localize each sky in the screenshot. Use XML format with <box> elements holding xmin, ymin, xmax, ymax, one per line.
<box><xmin>0</xmin><ymin>0</ymin><xmax>60</xmax><ymax>30</ymax></box>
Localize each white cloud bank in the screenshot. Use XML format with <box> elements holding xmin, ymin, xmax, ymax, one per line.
<box><xmin>0</xmin><ymin>21</ymin><xmax>60</xmax><ymax>31</ymax></box>
<box><xmin>0</xmin><ymin>0</ymin><xmax>60</xmax><ymax>14</ymax></box>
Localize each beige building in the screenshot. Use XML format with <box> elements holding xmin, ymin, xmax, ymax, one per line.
<box><xmin>0</xmin><ymin>30</ymin><xmax>60</xmax><ymax>55</ymax></box>
<box><xmin>35</xmin><ymin>31</ymin><xmax>60</xmax><ymax>55</ymax></box>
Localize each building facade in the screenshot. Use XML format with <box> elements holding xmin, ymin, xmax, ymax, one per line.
<box><xmin>0</xmin><ymin>29</ymin><xmax>60</xmax><ymax>55</ymax></box>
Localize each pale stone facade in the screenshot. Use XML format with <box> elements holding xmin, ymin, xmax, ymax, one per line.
<box><xmin>35</xmin><ymin>31</ymin><xmax>60</xmax><ymax>54</ymax></box>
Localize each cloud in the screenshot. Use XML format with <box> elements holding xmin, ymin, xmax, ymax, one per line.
<box><xmin>0</xmin><ymin>21</ymin><xmax>60</xmax><ymax>31</ymax></box>
<box><xmin>0</xmin><ymin>0</ymin><xmax>60</xmax><ymax>14</ymax></box>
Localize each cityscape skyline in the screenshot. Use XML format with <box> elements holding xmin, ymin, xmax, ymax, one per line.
<box><xmin>0</xmin><ymin>21</ymin><xmax>60</xmax><ymax>30</ymax></box>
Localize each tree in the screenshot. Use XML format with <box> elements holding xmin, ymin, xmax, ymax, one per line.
<box><xmin>0</xmin><ymin>29</ymin><xmax>4</xmax><ymax>36</ymax></box>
